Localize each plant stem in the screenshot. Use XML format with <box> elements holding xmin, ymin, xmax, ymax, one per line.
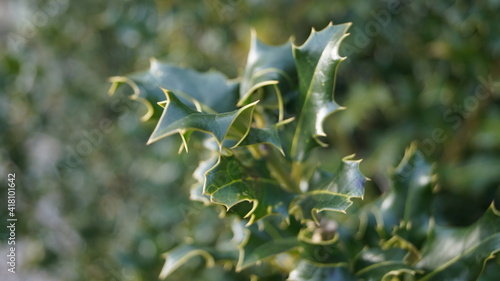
<box><xmin>264</xmin><ymin>146</ymin><xmax>302</xmax><ymax>193</ymax></box>
<box><xmin>247</xmin><ymin>145</ymin><xmax>263</xmax><ymax>160</ymax></box>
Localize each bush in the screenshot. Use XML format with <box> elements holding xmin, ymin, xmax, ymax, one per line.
<box><xmin>112</xmin><ymin>23</ymin><xmax>500</xmax><ymax>280</ymax></box>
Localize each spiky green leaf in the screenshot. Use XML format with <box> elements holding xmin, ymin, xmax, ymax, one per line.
<box><xmin>190</xmin><ymin>154</ymin><xmax>219</xmax><ymax>204</ymax></box>
<box><xmin>159</xmin><ymin>244</ymin><xmax>215</xmax><ymax>279</ymax></box>
<box><xmin>417</xmin><ymin>204</ymin><xmax>500</xmax><ymax>281</ymax></box>
<box><xmin>147</xmin><ymin>90</ymin><xmax>257</xmax><ymax>150</ymax></box>
<box><xmin>204</xmin><ymin>154</ymin><xmax>294</xmax><ymax>224</ymax></box>
<box><xmin>239</xmin><ymin>31</ymin><xmax>297</xmax><ymax>110</ymax></box>
<box><xmin>290</xmin><ymin>23</ymin><xmax>350</xmax><ymax>161</ymax></box>
<box><xmin>291</xmin><ymin>155</ymin><xmax>367</xmax><ymax>223</ymax></box>
<box><xmin>236</xmin><ymin>221</ymin><xmax>298</xmax><ymax>271</ymax></box>
<box><xmin>366</xmin><ymin>145</ymin><xmax>434</xmax><ymax>247</ymax></box>
<box><xmin>109</xmin><ymin>59</ymin><xmax>239</xmax><ymax>120</ymax></box>
<box><xmin>354</xmin><ymin>248</ymin><xmax>421</xmax><ymax>281</ymax></box>
<box><xmin>238</xmin><ymin>118</ymin><xmax>294</xmax><ymax>155</ymax></box>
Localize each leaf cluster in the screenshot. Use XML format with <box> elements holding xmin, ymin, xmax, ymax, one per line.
<box><xmin>110</xmin><ymin>23</ymin><xmax>500</xmax><ymax>280</ymax></box>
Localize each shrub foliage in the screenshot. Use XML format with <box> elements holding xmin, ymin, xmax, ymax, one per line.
<box><xmin>110</xmin><ymin>23</ymin><xmax>500</xmax><ymax>281</ymax></box>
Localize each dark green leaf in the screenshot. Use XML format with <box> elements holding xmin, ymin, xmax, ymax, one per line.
<box><xmin>238</xmin><ymin>118</ymin><xmax>294</xmax><ymax>155</ymax></box>
<box><xmin>190</xmin><ymin>154</ymin><xmax>219</xmax><ymax>204</ymax></box>
<box><xmin>319</xmin><ymin>155</ymin><xmax>366</xmax><ymax>198</ymax></box>
<box><xmin>298</xmin><ymin>226</ymin><xmax>347</xmax><ymax>265</ymax></box>
<box><xmin>235</xmin><ymin>220</ymin><xmax>299</xmax><ymax>271</ymax></box>
<box><xmin>291</xmin><ymin>155</ymin><xmax>367</xmax><ymax>223</ymax></box>
<box><xmin>159</xmin><ymin>244</ymin><xmax>215</xmax><ymax>279</ymax></box>
<box><xmin>364</xmin><ymin>145</ymin><xmax>434</xmax><ymax>247</ymax></box>
<box><xmin>109</xmin><ymin>59</ymin><xmax>239</xmax><ymax>120</ymax></box>
<box><xmin>288</xmin><ymin>260</ymin><xmax>356</xmax><ymax>281</ymax></box>
<box><xmin>239</xmin><ymin>30</ymin><xmax>297</xmax><ymax>111</ymax></box>
<box><xmin>354</xmin><ymin>248</ymin><xmax>421</xmax><ymax>281</ymax></box>
<box><xmin>147</xmin><ymin>90</ymin><xmax>257</xmax><ymax>150</ymax></box>
<box><xmin>204</xmin><ymin>154</ymin><xmax>295</xmax><ymax>224</ymax></box>
<box><xmin>356</xmin><ymin>261</ymin><xmax>418</xmax><ymax>281</ymax></box>
<box><xmin>417</xmin><ymin>204</ymin><xmax>500</xmax><ymax>281</ymax></box>
<box><xmin>291</xmin><ymin>191</ymin><xmax>354</xmax><ymax>223</ymax></box>
<box><xmin>290</xmin><ymin>23</ymin><xmax>350</xmax><ymax>161</ymax></box>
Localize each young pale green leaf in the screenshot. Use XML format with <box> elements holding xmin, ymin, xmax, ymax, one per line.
<box><xmin>204</xmin><ymin>154</ymin><xmax>294</xmax><ymax>224</ymax></box>
<box><xmin>290</xmin><ymin>23</ymin><xmax>350</xmax><ymax>161</ymax></box>
<box><xmin>147</xmin><ymin>90</ymin><xmax>257</xmax><ymax>150</ymax></box>
<box><xmin>109</xmin><ymin>59</ymin><xmax>239</xmax><ymax>120</ymax></box>
<box><xmin>416</xmin><ymin>204</ymin><xmax>500</xmax><ymax>281</ymax></box>
<box><xmin>159</xmin><ymin>244</ymin><xmax>215</xmax><ymax>279</ymax></box>
<box><xmin>288</xmin><ymin>260</ymin><xmax>356</xmax><ymax>281</ymax></box>
<box><xmin>239</xmin><ymin>30</ymin><xmax>297</xmax><ymax>109</ymax></box>
<box><xmin>290</xmin><ymin>155</ymin><xmax>367</xmax><ymax>223</ymax></box>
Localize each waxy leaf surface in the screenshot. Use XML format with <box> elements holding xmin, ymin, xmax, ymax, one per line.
<box><xmin>290</xmin><ymin>23</ymin><xmax>350</xmax><ymax>160</ymax></box>
<box><xmin>204</xmin><ymin>154</ymin><xmax>294</xmax><ymax>224</ymax></box>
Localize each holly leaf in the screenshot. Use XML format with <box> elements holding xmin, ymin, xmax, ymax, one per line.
<box><xmin>204</xmin><ymin>154</ymin><xmax>295</xmax><ymax>224</ymax></box>
<box><xmin>238</xmin><ymin>118</ymin><xmax>294</xmax><ymax>155</ymax></box>
<box><xmin>159</xmin><ymin>243</ymin><xmax>239</xmax><ymax>279</ymax></box>
<box><xmin>356</xmin><ymin>262</ymin><xmax>418</xmax><ymax>281</ymax></box>
<box><xmin>290</xmin><ymin>23</ymin><xmax>350</xmax><ymax>161</ymax></box>
<box><xmin>159</xmin><ymin>244</ymin><xmax>215</xmax><ymax>279</ymax></box>
<box><xmin>290</xmin><ymin>155</ymin><xmax>367</xmax><ymax>223</ymax></box>
<box><xmin>109</xmin><ymin>59</ymin><xmax>239</xmax><ymax>120</ymax></box>
<box><xmin>290</xmin><ymin>191</ymin><xmax>354</xmax><ymax>223</ymax></box>
<box><xmin>190</xmin><ymin>154</ymin><xmax>219</xmax><ymax>204</ymax></box>
<box><xmin>238</xmin><ymin>31</ymin><xmax>297</xmax><ymax>119</ymax></box>
<box><xmin>366</xmin><ymin>145</ymin><xmax>434</xmax><ymax>248</ymax></box>
<box><xmin>354</xmin><ymin>248</ymin><xmax>421</xmax><ymax>281</ymax></box>
<box><xmin>298</xmin><ymin>226</ymin><xmax>347</xmax><ymax>265</ymax></box>
<box><xmin>315</xmin><ymin>155</ymin><xmax>366</xmax><ymax>198</ymax></box>
<box><xmin>236</xmin><ymin>221</ymin><xmax>298</xmax><ymax>271</ymax></box>
<box><xmin>147</xmin><ymin>90</ymin><xmax>257</xmax><ymax>150</ymax></box>
<box><xmin>416</xmin><ymin>204</ymin><xmax>500</xmax><ymax>281</ymax></box>
<box><xmin>288</xmin><ymin>260</ymin><xmax>356</xmax><ymax>281</ymax></box>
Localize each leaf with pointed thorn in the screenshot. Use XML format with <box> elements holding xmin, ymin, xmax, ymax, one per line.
<box><xmin>354</xmin><ymin>248</ymin><xmax>421</xmax><ymax>281</ymax></box>
<box><xmin>147</xmin><ymin>90</ymin><xmax>257</xmax><ymax>150</ymax></box>
<box><xmin>356</xmin><ymin>262</ymin><xmax>418</xmax><ymax>281</ymax></box>
<box><xmin>291</xmin><ymin>191</ymin><xmax>354</xmax><ymax>223</ymax></box>
<box><xmin>204</xmin><ymin>154</ymin><xmax>294</xmax><ymax>224</ymax></box>
<box><xmin>159</xmin><ymin>244</ymin><xmax>215</xmax><ymax>280</ymax></box>
<box><xmin>363</xmin><ymin>145</ymin><xmax>434</xmax><ymax>248</ymax></box>
<box><xmin>235</xmin><ymin>220</ymin><xmax>299</xmax><ymax>271</ymax></box>
<box><xmin>108</xmin><ymin>59</ymin><xmax>239</xmax><ymax>120</ymax></box>
<box><xmin>190</xmin><ymin>154</ymin><xmax>219</xmax><ymax>204</ymax></box>
<box><xmin>416</xmin><ymin>204</ymin><xmax>500</xmax><ymax>281</ymax></box>
<box><xmin>290</xmin><ymin>23</ymin><xmax>350</xmax><ymax>161</ymax></box>
<box><xmin>238</xmin><ymin>118</ymin><xmax>294</xmax><ymax>155</ymax></box>
<box><xmin>291</xmin><ymin>155</ymin><xmax>367</xmax><ymax>223</ymax></box>
<box><xmin>238</xmin><ymin>31</ymin><xmax>297</xmax><ymax>114</ymax></box>
<box><xmin>159</xmin><ymin>243</ymin><xmax>239</xmax><ymax>279</ymax></box>
<box><xmin>298</xmin><ymin>227</ymin><xmax>347</xmax><ymax>265</ymax></box>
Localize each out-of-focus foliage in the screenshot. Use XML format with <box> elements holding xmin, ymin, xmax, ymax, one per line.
<box><xmin>0</xmin><ymin>0</ymin><xmax>499</xmax><ymax>281</ymax></box>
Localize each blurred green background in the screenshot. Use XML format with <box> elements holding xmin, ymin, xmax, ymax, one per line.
<box><xmin>1</xmin><ymin>0</ymin><xmax>499</xmax><ymax>280</ymax></box>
